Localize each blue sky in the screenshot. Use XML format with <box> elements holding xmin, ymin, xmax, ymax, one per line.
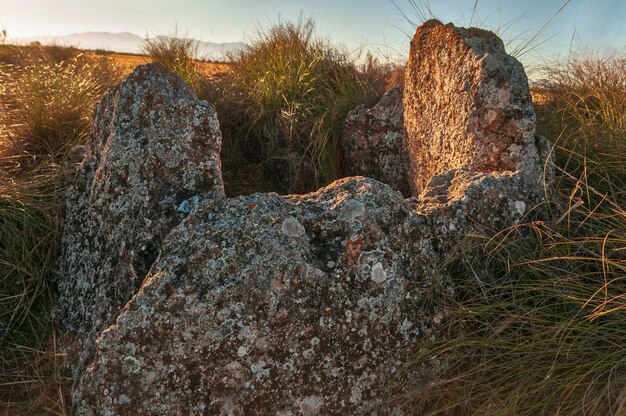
<box><xmin>1</xmin><ymin>0</ymin><xmax>624</xmax><ymax>62</ymax></box>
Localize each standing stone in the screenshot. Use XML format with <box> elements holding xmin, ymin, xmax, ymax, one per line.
<box><xmin>341</xmin><ymin>88</ymin><xmax>410</xmax><ymax>196</ymax></box>
<box><xmin>403</xmin><ymin>19</ymin><xmax>543</xmax><ymax>194</ymax></box>
<box><xmin>55</xmin><ymin>63</ymin><xmax>224</xmax><ymax>373</ymax></box>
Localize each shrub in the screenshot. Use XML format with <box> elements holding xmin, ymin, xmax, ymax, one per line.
<box><xmin>209</xmin><ymin>17</ymin><xmax>390</xmax><ymax>195</ymax></box>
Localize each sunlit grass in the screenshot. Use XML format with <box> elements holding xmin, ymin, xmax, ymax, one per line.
<box><xmin>141</xmin><ymin>29</ymin><xmax>204</xmax><ymax>97</ymax></box>
<box><xmin>207</xmin><ymin>17</ymin><xmax>392</xmax><ymax>194</ymax></box>
<box><xmin>0</xmin><ymin>44</ymin><xmax>120</xmax><ymax>414</ymax></box>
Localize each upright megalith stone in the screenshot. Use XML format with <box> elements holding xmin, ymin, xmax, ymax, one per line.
<box><xmin>55</xmin><ymin>62</ymin><xmax>224</xmax><ymax>369</ymax></box>
<box><xmin>341</xmin><ymin>87</ymin><xmax>410</xmax><ymax>196</ymax></box>
<box><xmin>403</xmin><ymin>19</ymin><xmax>544</xmax><ymax>194</ymax></box>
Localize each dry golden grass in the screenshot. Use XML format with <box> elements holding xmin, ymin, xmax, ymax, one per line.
<box><xmin>81</xmin><ymin>51</ymin><xmax>227</xmax><ymax>77</ymax></box>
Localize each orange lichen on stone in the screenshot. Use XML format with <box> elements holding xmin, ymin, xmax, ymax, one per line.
<box><xmin>345</xmin><ymin>238</ymin><xmax>363</xmax><ymax>261</ymax></box>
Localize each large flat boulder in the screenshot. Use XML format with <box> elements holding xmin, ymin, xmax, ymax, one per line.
<box><xmin>73</xmin><ymin>178</ymin><xmax>440</xmax><ymax>414</ymax></box>
<box><xmin>55</xmin><ymin>62</ymin><xmax>224</xmax><ymax>373</ymax></box>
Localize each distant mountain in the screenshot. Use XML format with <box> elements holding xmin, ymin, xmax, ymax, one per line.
<box><xmin>16</xmin><ymin>31</ymin><xmax>244</xmax><ymax>61</ymax></box>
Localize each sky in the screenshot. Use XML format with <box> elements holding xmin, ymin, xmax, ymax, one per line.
<box><xmin>1</xmin><ymin>0</ymin><xmax>624</xmax><ymax>64</ymax></box>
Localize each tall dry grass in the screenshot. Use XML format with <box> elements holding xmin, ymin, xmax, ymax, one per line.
<box><xmin>537</xmin><ymin>54</ymin><xmax>626</xmax><ymax>158</ymax></box>
<box><xmin>141</xmin><ymin>31</ymin><xmax>204</xmax><ymax>96</ymax></box>
<box><xmin>208</xmin><ymin>17</ymin><xmax>392</xmax><ymax>194</ymax></box>
<box><xmin>0</xmin><ymin>46</ymin><xmax>120</xmax><ymax>169</ymax></box>
<box><xmin>0</xmin><ymin>44</ymin><xmax>121</xmax><ymax>414</ymax></box>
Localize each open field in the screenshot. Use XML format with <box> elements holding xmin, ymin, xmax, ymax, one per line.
<box><xmin>1</xmin><ymin>18</ymin><xmax>625</xmax><ymax>414</ymax></box>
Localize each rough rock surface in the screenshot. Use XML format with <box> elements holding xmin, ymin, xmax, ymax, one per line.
<box><xmin>415</xmin><ymin>168</ymin><xmax>544</xmax><ymax>252</ymax></box>
<box><xmin>341</xmin><ymin>88</ymin><xmax>410</xmax><ymax>196</ymax></box>
<box><xmin>59</xmin><ymin>21</ymin><xmax>553</xmax><ymax>416</ymax></box>
<box><xmin>73</xmin><ymin>178</ymin><xmax>442</xmax><ymax>414</ymax></box>
<box><xmin>55</xmin><ymin>62</ymin><xmax>224</xmax><ymax>372</ymax></box>
<box><xmin>403</xmin><ymin>19</ymin><xmax>544</xmax><ymax>194</ymax></box>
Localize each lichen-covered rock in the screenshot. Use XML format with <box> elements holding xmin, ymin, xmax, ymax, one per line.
<box><xmin>415</xmin><ymin>168</ymin><xmax>543</xmax><ymax>252</ymax></box>
<box><xmin>55</xmin><ymin>62</ymin><xmax>224</xmax><ymax>372</ymax></box>
<box><xmin>403</xmin><ymin>19</ymin><xmax>544</xmax><ymax>193</ymax></box>
<box><xmin>73</xmin><ymin>178</ymin><xmax>440</xmax><ymax>415</ymax></box>
<box><xmin>341</xmin><ymin>88</ymin><xmax>410</xmax><ymax>196</ymax></box>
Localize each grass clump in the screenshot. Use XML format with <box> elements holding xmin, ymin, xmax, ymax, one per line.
<box><xmin>0</xmin><ymin>47</ymin><xmax>121</xmax><ymax>169</ymax></box>
<box><xmin>141</xmin><ymin>31</ymin><xmax>203</xmax><ymax>96</ymax></box>
<box><xmin>0</xmin><ymin>45</ymin><xmax>120</xmax><ymax>414</ymax></box>
<box><xmin>400</xmin><ymin>54</ymin><xmax>626</xmax><ymax>415</ymax></box>
<box><xmin>0</xmin><ymin>166</ymin><xmax>67</xmax><ymax>414</ymax></box>
<box><xmin>209</xmin><ymin>17</ymin><xmax>390</xmax><ymax>194</ymax></box>
<box><xmin>536</xmin><ymin>53</ymin><xmax>626</xmax><ymax>158</ymax></box>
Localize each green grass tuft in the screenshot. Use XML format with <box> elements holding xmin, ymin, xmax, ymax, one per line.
<box><xmin>208</xmin><ymin>17</ymin><xmax>391</xmax><ymax>195</ymax></box>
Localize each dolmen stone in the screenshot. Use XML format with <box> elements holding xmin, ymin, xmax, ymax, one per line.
<box><xmin>341</xmin><ymin>87</ymin><xmax>410</xmax><ymax>196</ymax></box>
<box><xmin>55</xmin><ymin>62</ymin><xmax>224</xmax><ymax>377</ymax></box>
<box><xmin>404</xmin><ymin>19</ymin><xmax>547</xmax><ymax>194</ymax></box>
<box><xmin>342</xmin><ymin>20</ymin><xmax>551</xmax><ymax>197</ymax></box>
<box><xmin>57</xmin><ymin>20</ymin><xmax>552</xmax><ymax>415</ymax></box>
<box><xmin>74</xmin><ymin>178</ymin><xmax>442</xmax><ymax>414</ymax></box>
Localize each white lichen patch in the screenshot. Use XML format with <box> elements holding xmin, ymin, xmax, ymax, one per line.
<box><xmin>297</xmin><ymin>395</ymin><xmax>324</xmax><ymax>415</ymax></box>
<box><xmin>237</xmin><ymin>346</ymin><xmax>248</xmax><ymax>357</ymax></box>
<box><xmin>250</xmin><ymin>361</ymin><xmax>270</xmax><ymax>382</ymax></box>
<box><xmin>371</xmin><ymin>262</ymin><xmax>387</xmax><ymax>283</ymax></box>
<box><xmin>281</xmin><ymin>216</ymin><xmax>306</xmax><ymax>238</ymax></box>
<box><xmin>118</xmin><ymin>394</ymin><xmax>132</xmax><ymax>405</ymax></box>
<box><xmin>339</xmin><ymin>199</ymin><xmax>366</xmax><ymax>221</ymax></box>
<box><xmin>176</xmin><ymin>195</ymin><xmax>202</xmax><ymax>214</ymax></box>
<box><xmin>512</xmin><ymin>200</ymin><xmax>527</xmax><ymax>216</ymax></box>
